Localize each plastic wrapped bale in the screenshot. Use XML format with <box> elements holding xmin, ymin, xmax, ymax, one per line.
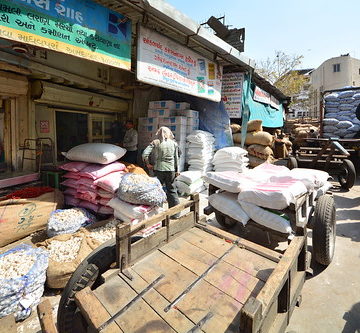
<box><xmin>117</xmin><ymin>173</ymin><xmax>167</xmax><ymax>206</ymax></box>
<box><xmin>47</xmin><ymin>208</ymin><xmax>96</xmax><ymax>237</ymax></box>
<box><xmin>0</xmin><ymin>244</ymin><xmax>48</xmax><ymax>321</ymax></box>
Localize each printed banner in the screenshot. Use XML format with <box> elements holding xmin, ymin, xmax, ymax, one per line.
<box><xmin>221</xmin><ymin>72</ymin><xmax>244</xmax><ymax>118</ymax></box>
<box><xmin>137</xmin><ymin>26</ymin><xmax>223</xmax><ymax>102</ymax></box>
<box><xmin>253</xmin><ymin>86</ymin><xmax>271</xmax><ymax>105</ymax></box>
<box><xmin>0</xmin><ymin>0</ymin><xmax>131</xmax><ymax>69</ymax></box>
<box><xmin>270</xmin><ymin>95</ymin><xmax>280</xmax><ymax>110</ymax></box>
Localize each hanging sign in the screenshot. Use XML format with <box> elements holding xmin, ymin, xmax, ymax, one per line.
<box><xmin>0</xmin><ymin>0</ymin><xmax>131</xmax><ymax>70</ymax></box>
<box><xmin>137</xmin><ymin>26</ymin><xmax>223</xmax><ymax>102</ymax></box>
<box><xmin>221</xmin><ymin>72</ymin><xmax>244</xmax><ymax>118</ymax></box>
<box><xmin>253</xmin><ymin>86</ymin><xmax>271</xmax><ymax>105</ymax></box>
<box><xmin>270</xmin><ymin>95</ymin><xmax>280</xmax><ymax>110</ymax></box>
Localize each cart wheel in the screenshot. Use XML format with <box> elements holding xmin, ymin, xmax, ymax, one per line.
<box><xmin>57</xmin><ymin>239</ymin><xmax>116</xmax><ymax>333</ymax></box>
<box><xmin>215</xmin><ymin>212</ymin><xmax>236</xmax><ymax>229</ymax></box>
<box><xmin>338</xmin><ymin>159</ymin><xmax>356</xmax><ymax>190</ymax></box>
<box><xmin>312</xmin><ymin>194</ymin><xmax>336</xmax><ymax>266</ymax></box>
<box><xmin>287</xmin><ymin>157</ymin><xmax>298</xmax><ymax>170</ymax></box>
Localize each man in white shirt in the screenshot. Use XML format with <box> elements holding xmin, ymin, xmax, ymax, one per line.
<box><xmin>122</xmin><ymin>120</ymin><xmax>138</xmax><ymax>164</ymax></box>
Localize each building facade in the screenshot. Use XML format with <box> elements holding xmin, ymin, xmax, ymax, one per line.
<box><xmin>309</xmin><ymin>54</ymin><xmax>360</xmax><ymax>117</ymax></box>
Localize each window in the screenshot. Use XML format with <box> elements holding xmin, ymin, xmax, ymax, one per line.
<box><xmin>333</xmin><ymin>63</ymin><xmax>341</xmax><ymax>72</ymax></box>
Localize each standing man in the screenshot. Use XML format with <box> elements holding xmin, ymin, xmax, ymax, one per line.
<box><xmin>142</xmin><ymin>127</ymin><xmax>180</xmax><ymax>218</ymax></box>
<box><xmin>122</xmin><ymin>120</ymin><xmax>138</xmax><ymax>164</ymax></box>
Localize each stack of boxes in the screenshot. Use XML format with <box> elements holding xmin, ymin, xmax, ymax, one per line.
<box><xmin>138</xmin><ymin>100</ymin><xmax>200</xmax><ymax>172</ymax></box>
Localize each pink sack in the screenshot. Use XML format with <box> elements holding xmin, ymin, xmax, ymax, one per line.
<box><xmin>63</xmin><ymin>188</ymin><xmax>77</xmax><ymax>196</ymax></box>
<box><xmin>75</xmin><ymin>189</ymin><xmax>97</xmax><ymax>201</ymax></box>
<box><xmin>75</xmin><ymin>193</ymin><xmax>99</xmax><ymax>205</ymax></box>
<box><xmin>64</xmin><ymin>195</ymin><xmax>80</xmax><ymax>206</ymax></box>
<box><xmin>61</xmin><ymin>179</ymin><xmax>78</xmax><ymax>189</ymax></box>
<box><xmin>95</xmin><ymin>171</ymin><xmax>125</xmax><ymax>193</ymax></box>
<box><xmin>77</xmin><ymin>178</ymin><xmax>97</xmax><ymax>190</ymax></box>
<box><xmin>60</xmin><ymin>162</ymin><xmax>89</xmax><ymax>172</ymax></box>
<box><xmin>99</xmin><ymin>197</ymin><xmax>111</xmax><ymax>206</ymax></box>
<box><xmin>78</xmin><ymin>184</ymin><xmax>97</xmax><ymax>193</ymax></box>
<box><xmin>78</xmin><ymin>200</ymin><xmax>99</xmax><ymax>213</ymax></box>
<box><xmin>79</xmin><ymin>162</ymin><xmax>126</xmax><ymax>180</ymax></box>
<box><xmin>63</xmin><ymin>172</ymin><xmax>80</xmax><ymax>180</ymax></box>
<box><xmin>98</xmin><ymin>189</ymin><xmax>114</xmax><ymax>199</ymax></box>
<box><xmin>98</xmin><ymin>205</ymin><xmax>114</xmax><ymax>215</ymax></box>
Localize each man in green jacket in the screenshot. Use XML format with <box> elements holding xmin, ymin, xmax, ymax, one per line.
<box><xmin>142</xmin><ymin>127</ymin><xmax>180</xmax><ymax>218</ymax></box>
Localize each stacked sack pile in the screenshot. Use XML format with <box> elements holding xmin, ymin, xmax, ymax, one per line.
<box><xmin>175</xmin><ymin>171</ymin><xmax>205</xmax><ymax>196</ymax></box>
<box><xmin>60</xmin><ymin>143</ymin><xmax>128</xmax><ymax>215</ymax></box>
<box><xmin>186</xmin><ymin>130</ymin><xmax>215</xmax><ymax>174</ymax></box>
<box><xmin>291</xmin><ymin>123</ymin><xmax>319</xmax><ymax>143</ymax></box>
<box><xmin>323</xmin><ymin>90</ymin><xmax>360</xmax><ymax>138</ymax></box>
<box><xmin>212</xmin><ymin>147</ymin><xmax>249</xmax><ymax>172</ymax></box>
<box><xmin>204</xmin><ymin>164</ymin><xmax>331</xmax><ymax>234</ymax></box>
<box><xmin>108</xmin><ymin>173</ymin><xmax>166</xmax><ymax>237</ymax></box>
<box><xmin>232</xmin><ymin>120</ymin><xmax>275</xmax><ymax>167</ymax></box>
<box><xmin>138</xmin><ymin>100</ymin><xmax>200</xmax><ymax>171</ymax></box>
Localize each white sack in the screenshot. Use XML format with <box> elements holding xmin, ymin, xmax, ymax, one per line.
<box><xmin>177</xmin><ymin>171</ymin><xmax>202</xmax><ymax>185</ymax></box>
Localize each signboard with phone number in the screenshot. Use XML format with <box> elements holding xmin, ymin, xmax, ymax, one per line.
<box><xmin>137</xmin><ymin>25</ymin><xmax>223</xmax><ymax>102</ymax></box>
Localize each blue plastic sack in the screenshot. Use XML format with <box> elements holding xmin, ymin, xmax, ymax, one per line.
<box><xmin>0</xmin><ymin>244</ymin><xmax>48</xmax><ymax>321</ymax></box>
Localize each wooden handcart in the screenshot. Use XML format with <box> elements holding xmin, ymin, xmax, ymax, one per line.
<box><xmin>40</xmin><ymin>194</ymin><xmax>311</xmax><ymax>333</ymax></box>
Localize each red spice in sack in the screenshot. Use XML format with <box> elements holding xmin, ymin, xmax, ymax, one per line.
<box><xmin>5</xmin><ymin>186</ymin><xmax>54</xmax><ymax>199</ymax></box>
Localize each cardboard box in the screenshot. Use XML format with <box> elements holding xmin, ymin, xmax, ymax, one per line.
<box><xmin>138</xmin><ymin>124</ymin><xmax>158</xmax><ymax>133</ymax></box>
<box><xmin>0</xmin><ymin>190</ymin><xmax>63</xmax><ymax>247</ymax></box>
<box><xmin>177</xmin><ymin>109</ymin><xmax>199</xmax><ymax>118</ymax></box>
<box><xmin>148</xmin><ymin>108</ymin><xmax>176</xmax><ymax>118</ymax></box>
<box><xmin>187</xmin><ymin>117</ymin><xmax>200</xmax><ymax>127</ymax></box>
<box><xmin>158</xmin><ymin>116</ymin><xmax>187</xmax><ymax>126</ymax></box>
<box><xmin>149</xmin><ymin>100</ymin><xmax>176</xmax><ymax>109</ymax></box>
<box><xmin>175</xmin><ymin>102</ymin><xmax>190</xmax><ymax>110</ymax></box>
<box><xmin>138</xmin><ymin>117</ymin><xmax>159</xmax><ymax>127</ymax></box>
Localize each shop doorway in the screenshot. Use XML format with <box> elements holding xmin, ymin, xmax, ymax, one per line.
<box><xmin>56</xmin><ymin>111</ymin><xmax>88</xmax><ymax>160</ymax></box>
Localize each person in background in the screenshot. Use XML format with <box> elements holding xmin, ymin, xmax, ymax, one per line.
<box><xmin>122</xmin><ymin>120</ymin><xmax>138</xmax><ymax>164</ymax></box>
<box><xmin>142</xmin><ymin>126</ymin><xmax>180</xmax><ymax>219</ymax></box>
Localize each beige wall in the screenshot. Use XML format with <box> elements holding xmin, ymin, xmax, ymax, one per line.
<box><xmin>310</xmin><ymin>56</ymin><xmax>360</xmax><ymax>116</ymax></box>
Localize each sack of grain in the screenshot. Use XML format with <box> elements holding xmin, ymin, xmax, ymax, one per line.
<box><xmin>0</xmin><ymin>244</ymin><xmax>48</xmax><ymax>320</ymax></box>
<box><xmin>63</xmin><ymin>143</ymin><xmax>126</xmax><ymax>164</ymax></box>
<box><xmin>248</xmin><ymin>155</ymin><xmax>274</xmax><ymax>167</ymax></box>
<box><xmin>246</xmin><ymin>120</ymin><xmax>263</xmax><ymax>132</ymax></box>
<box><xmin>230</xmin><ymin>123</ymin><xmax>241</xmax><ymax>134</ymax></box>
<box><xmin>233</xmin><ymin>131</ymin><xmax>274</xmax><ymax>146</ymax></box>
<box><xmin>37</xmin><ymin>229</ymin><xmax>100</xmax><ymax>289</ymax></box>
<box><xmin>247</xmin><ymin>144</ymin><xmax>274</xmax><ymax>160</ymax></box>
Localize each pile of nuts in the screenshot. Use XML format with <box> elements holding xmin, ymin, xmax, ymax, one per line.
<box><xmin>50</xmin><ymin>208</ymin><xmax>88</xmax><ymax>227</ymax></box>
<box><xmin>89</xmin><ymin>220</ymin><xmax>120</xmax><ymax>243</ymax></box>
<box><xmin>47</xmin><ymin>237</ymin><xmax>82</xmax><ymax>263</ymax></box>
<box><xmin>0</xmin><ymin>251</ymin><xmax>35</xmax><ymax>279</ymax></box>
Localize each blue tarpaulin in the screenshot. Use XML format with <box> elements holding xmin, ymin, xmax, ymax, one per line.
<box><xmin>242</xmin><ymin>75</ymin><xmax>284</xmax><ymax>128</ymax></box>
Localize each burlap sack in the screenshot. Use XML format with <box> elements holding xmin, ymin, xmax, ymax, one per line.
<box><xmin>248</xmin><ymin>155</ymin><xmax>274</xmax><ymax>168</ymax></box>
<box><xmin>37</xmin><ymin>229</ymin><xmax>100</xmax><ymax>289</ymax></box>
<box><xmin>230</xmin><ymin>124</ymin><xmax>241</xmax><ymax>134</ymax></box>
<box><xmin>233</xmin><ymin>131</ymin><xmax>274</xmax><ymax>146</ymax></box>
<box><xmin>247</xmin><ymin>120</ymin><xmax>263</xmax><ymax>132</ymax></box>
<box><xmin>247</xmin><ymin>144</ymin><xmax>274</xmax><ymax>160</ymax></box>
<box><xmin>0</xmin><ymin>190</ymin><xmax>63</xmax><ymax>247</ymax></box>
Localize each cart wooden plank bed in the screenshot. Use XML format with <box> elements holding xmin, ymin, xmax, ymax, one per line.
<box><xmin>51</xmin><ymin>194</ymin><xmax>308</xmax><ymax>333</ymax></box>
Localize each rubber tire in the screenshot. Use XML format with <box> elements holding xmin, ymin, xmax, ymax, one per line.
<box><xmin>215</xmin><ymin>211</ymin><xmax>236</xmax><ymax>229</ymax></box>
<box><xmin>312</xmin><ymin>194</ymin><xmax>336</xmax><ymax>266</ymax></box>
<box><xmin>287</xmin><ymin>157</ymin><xmax>298</xmax><ymax>170</ymax></box>
<box><xmin>57</xmin><ymin>239</ymin><xmax>117</xmax><ymax>333</ymax></box>
<box><xmin>338</xmin><ymin>159</ymin><xmax>356</xmax><ymax>190</ymax></box>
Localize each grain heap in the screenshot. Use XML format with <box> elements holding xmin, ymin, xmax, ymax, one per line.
<box><xmin>232</xmin><ymin>120</ymin><xmax>275</xmax><ymax>167</ymax></box>
<box><xmin>89</xmin><ymin>220</ymin><xmax>120</xmax><ymax>244</ymax></box>
<box><xmin>47</xmin><ymin>237</ymin><xmax>82</xmax><ymax>262</ymax></box>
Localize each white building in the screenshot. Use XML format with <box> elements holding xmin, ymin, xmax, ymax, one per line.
<box><xmin>310</xmin><ymin>54</ymin><xmax>360</xmax><ymax>117</ymax></box>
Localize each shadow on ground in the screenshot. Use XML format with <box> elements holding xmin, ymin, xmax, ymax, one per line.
<box><xmin>337</xmin><ymin>222</ymin><xmax>360</xmax><ymax>242</ymax></box>
<box><xmin>342</xmin><ymin>302</ymin><xmax>360</xmax><ymax>333</ymax></box>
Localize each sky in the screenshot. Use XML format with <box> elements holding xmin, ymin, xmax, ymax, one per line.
<box><xmin>166</xmin><ymin>0</ymin><xmax>359</xmax><ymax>70</ymax></box>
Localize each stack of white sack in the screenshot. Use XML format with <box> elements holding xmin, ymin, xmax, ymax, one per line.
<box><xmin>323</xmin><ymin>90</ymin><xmax>360</xmax><ymax>138</ymax></box>
<box><xmin>212</xmin><ymin>147</ymin><xmax>249</xmax><ymax>172</ymax></box>
<box><xmin>205</xmin><ymin>163</ymin><xmax>331</xmax><ymax>234</ymax></box>
<box><xmin>175</xmin><ymin>171</ymin><xmax>205</xmax><ymax>196</ymax></box>
<box><xmin>186</xmin><ymin>130</ymin><xmax>215</xmax><ymax>174</ymax></box>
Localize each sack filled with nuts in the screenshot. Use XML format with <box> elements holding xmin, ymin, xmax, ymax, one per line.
<box><xmin>37</xmin><ymin>229</ymin><xmax>100</xmax><ymax>289</ymax></box>
<box><xmin>0</xmin><ymin>244</ymin><xmax>48</xmax><ymax>321</ymax></box>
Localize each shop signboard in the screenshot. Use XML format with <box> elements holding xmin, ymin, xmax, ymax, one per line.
<box><xmin>270</xmin><ymin>95</ymin><xmax>280</xmax><ymax>110</ymax></box>
<box><xmin>221</xmin><ymin>72</ymin><xmax>244</xmax><ymax>118</ymax></box>
<box><xmin>137</xmin><ymin>26</ymin><xmax>223</xmax><ymax>102</ymax></box>
<box><xmin>0</xmin><ymin>0</ymin><xmax>131</xmax><ymax>70</ymax></box>
<box><xmin>253</xmin><ymin>86</ymin><xmax>271</xmax><ymax>105</ymax></box>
